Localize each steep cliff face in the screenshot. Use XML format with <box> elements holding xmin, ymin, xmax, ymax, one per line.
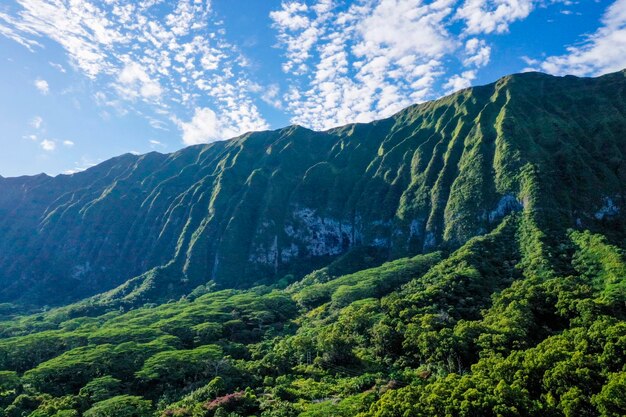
<box><xmin>1</xmin><ymin>70</ymin><xmax>625</xmax><ymax>307</ymax></box>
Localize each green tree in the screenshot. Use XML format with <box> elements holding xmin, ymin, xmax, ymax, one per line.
<box><xmin>79</xmin><ymin>376</ymin><xmax>123</xmax><ymax>404</ymax></box>
<box><xmin>593</xmin><ymin>372</ymin><xmax>626</xmax><ymax>417</ymax></box>
<box><xmin>83</xmin><ymin>395</ymin><xmax>152</xmax><ymax>417</ymax></box>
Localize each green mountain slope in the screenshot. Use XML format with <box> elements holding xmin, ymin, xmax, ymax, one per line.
<box><xmin>1</xmin><ymin>70</ymin><xmax>625</xmax><ymax>308</ymax></box>
<box><xmin>0</xmin><ymin>210</ymin><xmax>624</xmax><ymax>416</ymax></box>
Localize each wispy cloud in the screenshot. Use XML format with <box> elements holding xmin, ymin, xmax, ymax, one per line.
<box><xmin>271</xmin><ymin>0</ymin><xmax>460</xmax><ymax>130</ymax></box>
<box><xmin>270</xmin><ymin>0</ymin><xmax>520</xmax><ymax>129</ymax></box>
<box><xmin>535</xmin><ymin>0</ymin><xmax>626</xmax><ymax>76</ymax></box>
<box><xmin>0</xmin><ymin>0</ymin><xmax>602</xmax><ymax>145</ymax></box>
<box><xmin>49</xmin><ymin>62</ymin><xmax>66</xmax><ymax>73</ymax></box>
<box><xmin>63</xmin><ymin>156</ymin><xmax>99</xmax><ymax>175</ymax></box>
<box><xmin>30</xmin><ymin>116</ymin><xmax>43</xmax><ymax>129</ymax></box>
<box><xmin>149</xmin><ymin>139</ymin><xmax>166</xmax><ymax>149</ymax></box>
<box><xmin>269</xmin><ymin>0</ymin><xmax>572</xmax><ymax>130</ymax></box>
<box><xmin>260</xmin><ymin>84</ymin><xmax>283</xmax><ymax>109</ymax></box>
<box><xmin>0</xmin><ymin>11</ymin><xmax>42</xmax><ymax>50</ymax></box>
<box><xmin>40</xmin><ymin>139</ymin><xmax>55</xmax><ymax>151</ymax></box>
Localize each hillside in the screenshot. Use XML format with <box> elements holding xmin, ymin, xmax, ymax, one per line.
<box><xmin>0</xmin><ymin>70</ymin><xmax>625</xmax><ymax>417</ymax></box>
<box><xmin>0</xmin><ymin>214</ymin><xmax>625</xmax><ymax>416</ymax></box>
<box><xmin>1</xmin><ymin>70</ymin><xmax>625</xmax><ymax>308</ymax></box>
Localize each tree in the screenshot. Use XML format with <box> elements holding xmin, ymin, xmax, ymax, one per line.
<box><xmin>0</xmin><ymin>371</ymin><xmax>20</xmax><ymax>407</ymax></box>
<box><xmin>593</xmin><ymin>372</ymin><xmax>626</xmax><ymax>417</ymax></box>
<box><xmin>79</xmin><ymin>376</ymin><xmax>123</xmax><ymax>404</ymax></box>
<box><xmin>136</xmin><ymin>345</ymin><xmax>223</xmax><ymax>388</ymax></box>
<box><xmin>83</xmin><ymin>395</ymin><xmax>152</xmax><ymax>417</ymax></box>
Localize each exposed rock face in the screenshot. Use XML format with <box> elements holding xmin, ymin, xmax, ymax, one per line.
<box><xmin>488</xmin><ymin>195</ymin><xmax>523</xmax><ymax>223</ymax></box>
<box><xmin>1</xmin><ymin>70</ymin><xmax>625</xmax><ymax>307</ymax></box>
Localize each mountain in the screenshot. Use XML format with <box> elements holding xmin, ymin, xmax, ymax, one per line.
<box><xmin>1</xmin><ymin>70</ymin><xmax>626</xmax><ymax>417</ymax></box>
<box><xmin>1</xmin><ymin>70</ymin><xmax>625</xmax><ymax>308</ymax></box>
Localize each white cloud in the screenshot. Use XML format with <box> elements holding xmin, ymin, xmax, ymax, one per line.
<box><xmin>149</xmin><ymin>139</ymin><xmax>167</xmax><ymax>149</ymax></box>
<box><xmin>62</xmin><ymin>140</ymin><xmax>74</xmax><ymax>147</ymax></box>
<box><xmin>270</xmin><ymin>2</ymin><xmax>310</xmax><ymax>31</ymax></box>
<box><xmin>176</xmin><ymin>104</ymin><xmax>268</xmax><ymax>145</ymax></box>
<box><xmin>200</xmin><ymin>52</ymin><xmax>222</xmax><ymax>70</ymax></box>
<box><xmin>0</xmin><ymin>1</ymin><xmax>122</xmax><ymax>78</ymax></box>
<box><xmin>0</xmin><ymin>11</ymin><xmax>42</xmax><ymax>50</ymax></box>
<box><xmin>463</xmin><ymin>38</ymin><xmax>491</xmax><ymax>67</ymax></box>
<box><xmin>456</xmin><ymin>0</ymin><xmax>534</xmax><ymax>34</ymax></box>
<box><xmin>1</xmin><ymin>0</ymin><xmax>268</xmax><ymax>141</ymax></box>
<box><xmin>1</xmin><ymin>0</ymin><xmax>579</xmax><ymax>139</ymax></box>
<box><xmin>40</xmin><ymin>139</ymin><xmax>56</xmax><ymax>151</ymax></box>
<box><xmin>270</xmin><ymin>0</ymin><xmax>561</xmax><ymax>129</ymax></box>
<box><xmin>31</xmin><ymin>116</ymin><xmax>43</xmax><ymax>129</ymax></box>
<box><xmin>354</xmin><ymin>0</ymin><xmax>453</xmax><ymax>60</ymax></box>
<box><xmin>63</xmin><ymin>156</ymin><xmax>99</xmax><ymax>174</ymax></box>
<box><xmin>176</xmin><ymin>107</ymin><xmax>246</xmax><ymax>145</ymax></box>
<box><xmin>147</xmin><ymin>117</ymin><xmax>169</xmax><ymax>131</ymax></box>
<box><xmin>537</xmin><ymin>0</ymin><xmax>626</xmax><ymax>76</ymax></box>
<box><xmin>116</xmin><ymin>61</ymin><xmax>162</xmax><ymax>100</ymax></box>
<box><xmin>443</xmin><ymin>70</ymin><xmax>477</xmax><ymax>93</ymax></box>
<box><xmin>270</xmin><ymin>2</ymin><xmax>322</xmax><ymax>74</ymax></box>
<box><xmin>261</xmin><ymin>84</ymin><xmax>283</xmax><ymax>109</ymax></box>
<box><xmin>177</xmin><ymin>107</ymin><xmax>222</xmax><ymax>145</ymax></box>
<box><xmin>272</xmin><ymin>0</ymin><xmax>456</xmax><ymax>130</ymax></box>
<box><xmin>34</xmin><ymin>78</ymin><xmax>49</xmax><ymax>95</ymax></box>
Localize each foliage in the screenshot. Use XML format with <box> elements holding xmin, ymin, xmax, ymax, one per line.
<box><xmin>1</xmin><ymin>212</ymin><xmax>625</xmax><ymax>417</ymax></box>
<box><xmin>83</xmin><ymin>395</ymin><xmax>152</xmax><ymax>417</ymax></box>
<box><xmin>1</xmin><ymin>70</ymin><xmax>626</xmax><ymax>417</ymax></box>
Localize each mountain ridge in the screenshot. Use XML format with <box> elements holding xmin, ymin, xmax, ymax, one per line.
<box><xmin>0</xmin><ymin>69</ymin><xmax>625</xmax><ymax>308</ymax></box>
<box><xmin>9</xmin><ymin>70</ymin><xmax>622</xmax><ymax>180</ymax></box>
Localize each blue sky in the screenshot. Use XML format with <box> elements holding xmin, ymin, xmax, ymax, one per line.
<box><xmin>0</xmin><ymin>0</ymin><xmax>622</xmax><ymax>176</ymax></box>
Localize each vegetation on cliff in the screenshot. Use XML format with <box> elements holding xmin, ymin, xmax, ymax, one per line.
<box><xmin>0</xmin><ymin>70</ymin><xmax>625</xmax><ymax>416</ymax></box>
<box><xmin>0</xmin><ymin>70</ymin><xmax>624</xmax><ymax>308</ymax></box>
